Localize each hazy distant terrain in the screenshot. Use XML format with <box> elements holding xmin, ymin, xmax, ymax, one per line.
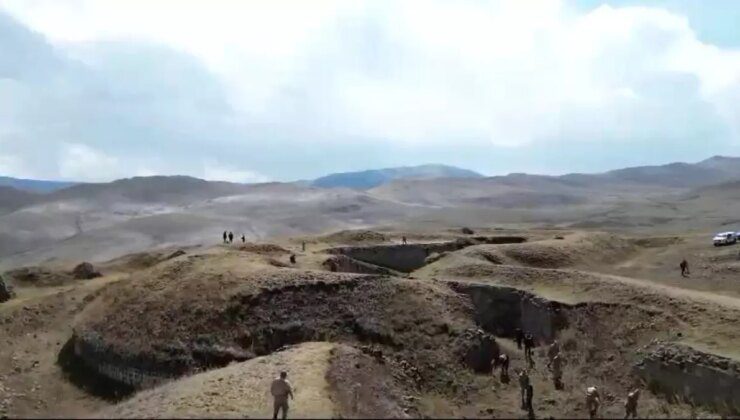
<box><xmin>0</xmin><ymin>157</ymin><xmax>739</xmax><ymax>268</ymax></box>
<box><xmin>311</xmin><ymin>164</ymin><xmax>483</xmax><ymax>189</ymax></box>
<box><xmin>0</xmin><ymin>176</ymin><xmax>77</xmax><ymax>193</ymax></box>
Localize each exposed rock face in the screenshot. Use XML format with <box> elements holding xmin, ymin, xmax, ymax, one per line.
<box><xmin>634</xmin><ymin>343</ymin><xmax>740</xmax><ymax>415</ymax></box>
<box><xmin>0</xmin><ymin>275</ymin><xmax>14</xmax><ymax>303</ymax></box>
<box><xmin>447</xmin><ymin>282</ymin><xmax>568</xmax><ymax>342</ymax></box>
<box><xmin>72</xmin><ymin>262</ymin><xmax>102</xmax><ymax>280</ymax></box>
<box><xmin>322</xmin><ymin>255</ymin><xmax>400</xmax><ymax>276</ymax></box>
<box><xmin>455</xmin><ymin>328</ymin><xmax>498</xmax><ymax>373</ymax></box>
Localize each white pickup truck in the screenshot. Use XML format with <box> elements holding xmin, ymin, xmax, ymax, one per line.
<box><xmin>713</xmin><ymin>232</ymin><xmax>738</xmax><ymax>246</ymax></box>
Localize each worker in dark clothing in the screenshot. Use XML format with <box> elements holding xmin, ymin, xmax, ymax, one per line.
<box><xmin>302</xmin><ymin>241</ymin><xmax>306</xmax><ymax>252</ymax></box>
<box><xmin>524</xmin><ymin>333</ymin><xmax>535</xmax><ymax>367</ymax></box>
<box><xmin>515</xmin><ymin>328</ymin><xmax>524</xmax><ymax>349</ymax></box>
<box><xmin>624</xmin><ymin>389</ymin><xmax>640</xmax><ymax>419</ymax></box>
<box><xmin>402</xmin><ymin>236</ymin><xmax>407</xmax><ymax>245</ymax></box>
<box><xmin>290</xmin><ymin>254</ymin><xmax>296</xmax><ymax>264</ymax></box>
<box><xmin>228</xmin><ymin>232</ymin><xmax>234</xmax><ymax>243</ymax></box>
<box><xmin>680</xmin><ymin>259</ymin><xmax>690</xmax><ymax>277</ymax></box>
<box><xmin>223</xmin><ymin>231</ymin><xmax>228</xmax><ymax>244</ymax></box>
<box><xmin>526</xmin><ymin>383</ymin><xmax>534</xmax><ymax>415</ymax></box>
<box><xmin>518</xmin><ymin>369</ymin><xmax>530</xmax><ymax>409</ymax></box>
<box><xmin>241</xmin><ymin>234</ymin><xmax>246</xmax><ymax>243</ymax></box>
<box><xmin>493</xmin><ymin>353</ymin><xmax>509</xmax><ymax>381</ymax></box>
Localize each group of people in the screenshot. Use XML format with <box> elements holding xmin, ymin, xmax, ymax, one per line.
<box><xmin>494</xmin><ymin>330</ymin><xmax>641</xmax><ymax>419</ymax></box>
<box><xmin>222</xmin><ymin>231</ymin><xmax>245</xmax><ymax>244</ymax></box>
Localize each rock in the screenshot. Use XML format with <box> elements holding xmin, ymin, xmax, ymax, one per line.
<box><xmin>456</xmin><ymin>328</ymin><xmax>498</xmax><ymax>373</ymax></box>
<box><xmin>461</xmin><ymin>227</ymin><xmax>475</xmax><ymax>235</ymax></box>
<box><xmin>0</xmin><ymin>276</ymin><xmax>14</xmax><ymax>303</ymax></box>
<box><xmin>71</xmin><ymin>262</ymin><xmax>101</xmax><ymax>280</ymax></box>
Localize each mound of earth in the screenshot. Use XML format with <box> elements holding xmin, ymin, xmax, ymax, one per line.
<box><xmin>69</xmin><ymin>252</ymin><xmax>495</xmax><ymax>398</ymax></box>
<box><xmin>321</xmin><ymin>229</ymin><xmax>388</xmax><ymax>244</ymax></box>
<box><xmin>3</xmin><ymin>266</ymin><xmax>73</xmax><ymax>287</ymax></box>
<box><xmin>237</xmin><ymin>243</ymin><xmax>290</xmax><ymax>255</ymax></box>
<box><xmin>96</xmin><ymin>342</ymin><xmax>411</xmax><ymax>419</ymax></box>
<box><xmin>445</xmin><ymin>232</ymin><xmax>636</xmax><ymax>270</ymax></box>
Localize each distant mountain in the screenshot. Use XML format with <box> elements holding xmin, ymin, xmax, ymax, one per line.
<box><xmin>562</xmin><ymin>155</ymin><xmax>740</xmax><ymax>188</ymax></box>
<box><xmin>47</xmin><ymin>175</ymin><xmax>254</xmax><ymax>204</ymax></box>
<box><xmin>0</xmin><ymin>176</ymin><xmax>77</xmax><ymax>193</ymax></box>
<box><xmin>312</xmin><ymin>164</ymin><xmax>484</xmax><ymax>189</ymax></box>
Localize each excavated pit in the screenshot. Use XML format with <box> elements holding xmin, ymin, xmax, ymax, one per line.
<box><xmin>322</xmin><ymin>254</ymin><xmax>404</xmax><ymax>276</ymax></box>
<box><xmin>447</xmin><ymin>281</ymin><xmax>568</xmax><ymax>343</ymax></box>
<box><xmin>635</xmin><ymin>343</ymin><xmax>740</xmax><ymax>415</ymax></box>
<box><xmin>326</xmin><ymin>236</ymin><xmax>526</xmax><ymax>273</ymax></box>
<box><xmin>61</xmin><ymin>262</ymin><xmax>499</xmax><ymax>399</ymax></box>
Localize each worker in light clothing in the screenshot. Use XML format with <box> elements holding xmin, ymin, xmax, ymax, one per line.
<box><xmin>271</xmin><ymin>371</ymin><xmax>294</xmax><ymax>420</ymax></box>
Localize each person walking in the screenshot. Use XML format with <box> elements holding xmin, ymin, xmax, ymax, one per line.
<box><xmin>271</xmin><ymin>371</ymin><xmax>294</xmax><ymax>420</ymax></box>
<box><xmin>223</xmin><ymin>231</ymin><xmax>228</xmax><ymax>244</ymax></box>
<box><xmin>680</xmin><ymin>259</ymin><xmax>690</xmax><ymax>277</ymax></box>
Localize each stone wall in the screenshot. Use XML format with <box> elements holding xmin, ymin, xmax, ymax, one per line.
<box><xmin>634</xmin><ymin>343</ymin><xmax>740</xmax><ymax>415</ymax></box>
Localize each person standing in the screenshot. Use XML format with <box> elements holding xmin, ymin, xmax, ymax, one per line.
<box><xmin>223</xmin><ymin>231</ymin><xmax>228</xmax><ymax>244</ymax></box>
<box><xmin>271</xmin><ymin>371</ymin><xmax>294</xmax><ymax>420</ymax></box>
<box><xmin>524</xmin><ymin>333</ymin><xmax>535</xmax><ymax>367</ymax></box>
<box><xmin>550</xmin><ymin>354</ymin><xmax>563</xmax><ymax>389</ymax></box>
<box><xmin>624</xmin><ymin>389</ymin><xmax>640</xmax><ymax>419</ymax></box>
<box><xmin>586</xmin><ymin>386</ymin><xmax>601</xmax><ymax>419</ymax></box>
<box><xmin>515</xmin><ymin>328</ymin><xmax>524</xmax><ymax>350</ymax></box>
<box><xmin>518</xmin><ymin>369</ymin><xmax>530</xmax><ymax>409</ymax></box>
<box><xmin>228</xmin><ymin>231</ymin><xmax>234</xmax><ymax>244</ymax></box>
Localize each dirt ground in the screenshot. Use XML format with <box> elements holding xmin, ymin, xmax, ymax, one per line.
<box><xmin>1</xmin><ymin>226</ymin><xmax>739</xmax><ymax>418</ymax></box>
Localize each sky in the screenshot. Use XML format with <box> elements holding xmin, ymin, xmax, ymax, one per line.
<box><xmin>1</xmin><ymin>0</ymin><xmax>739</xmax><ymax>183</ymax></box>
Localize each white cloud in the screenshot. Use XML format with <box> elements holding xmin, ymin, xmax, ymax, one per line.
<box><xmin>1</xmin><ymin>0</ymin><xmax>739</xmax><ymax>180</ymax></box>
<box><xmin>58</xmin><ymin>143</ymin><xmax>121</xmax><ymax>181</ymax></box>
<box><xmin>202</xmin><ymin>160</ymin><xmax>270</xmax><ymax>184</ymax></box>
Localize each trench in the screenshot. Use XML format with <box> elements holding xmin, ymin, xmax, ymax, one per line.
<box><xmin>447</xmin><ymin>281</ymin><xmax>569</xmax><ymax>343</ymax></box>
<box><xmin>635</xmin><ymin>344</ymin><xmax>740</xmax><ymax>415</ymax></box>
<box><xmin>326</xmin><ymin>236</ymin><xmax>526</xmax><ymax>273</ymax></box>
<box><xmin>58</xmin><ymin>277</ymin><xmax>496</xmax><ymax>398</ymax></box>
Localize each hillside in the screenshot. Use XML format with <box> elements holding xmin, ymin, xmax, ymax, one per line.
<box><xmin>0</xmin><ymin>186</ymin><xmax>38</xmax><ymax>215</ymax></box>
<box><xmin>312</xmin><ymin>164</ymin><xmax>483</xmax><ymax>189</ymax></box>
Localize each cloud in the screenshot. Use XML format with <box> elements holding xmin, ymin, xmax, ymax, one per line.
<box><xmin>0</xmin><ymin>1</ymin><xmax>739</xmax><ymax>180</ymax></box>
<box><xmin>59</xmin><ymin>143</ymin><xmax>121</xmax><ymax>181</ymax></box>
<box><xmin>202</xmin><ymin>160</ymin><xmax>271</xmax><ymax>184</ymax></box>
